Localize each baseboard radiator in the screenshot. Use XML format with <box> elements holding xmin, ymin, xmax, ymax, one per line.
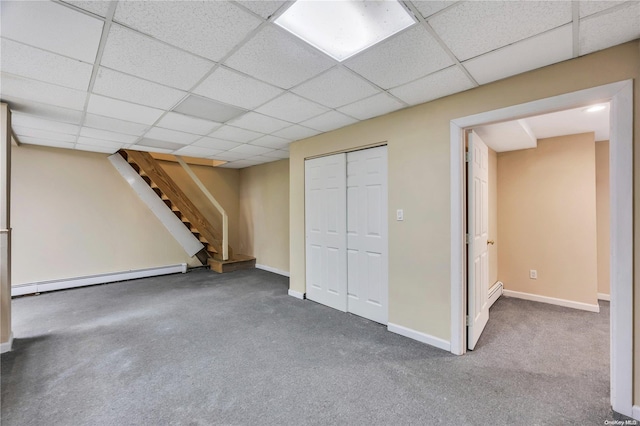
<box><xmin>488</xmin><ymin>281</ymin><xmax>504</xmax><ymax>308</ymax></box>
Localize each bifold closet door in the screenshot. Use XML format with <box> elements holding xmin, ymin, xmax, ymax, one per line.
<box><xmin>305</xmin><ymin>153</ymin><xmax>347</xmax><ymax>312</ymax></box>
<box><xmin>346</xmin><ymin>146</ymin><xmax>388</xmax><ymax>324</ymax></box>
<box><xmin>304</xmin><ymin>146</ymin><xmax>388</xmax><ymax>324</ymax></box>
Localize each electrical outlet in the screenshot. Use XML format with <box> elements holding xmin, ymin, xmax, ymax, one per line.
<box><xmin>396</xmin><ymin>209</ymin><xmax>404</xmax><ymax>221</ymax></box>
<box><xmin>530</xmin><ymin>269</ymin><xmax>537</xmax><ymax>279</ymax></box>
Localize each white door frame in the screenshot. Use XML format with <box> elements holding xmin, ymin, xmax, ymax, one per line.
<box><xmin>449</xmin><ymin>80</ymin><xmax>633</xmax><ymax>417</ymax></box>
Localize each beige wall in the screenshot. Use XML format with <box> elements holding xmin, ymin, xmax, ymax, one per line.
<box><xmin>238</xmin><ymin>159</ymin><xmax>289</xmax><ymax>272</ymax></box>
<box><xmin>497</xmin><ymin>133</ymin><xmax>598</xmax><ymax>305</ymax></box>
<box><xmin>288</xmin><ymin>41</ymin><xmax>639</xmax><ymax>368</ymax></box>
<box><xmin>11</xmin><ymin>145</ymin><xmax>202</xmax><ymax>285</ymax></box>
<box><xmin>158</xmin><ymin>160</ymin><xmax>241</xmax><ymax>249</ymax></box>
<box><xmin>595</xmin><ymin>141</ymin><xmax>610</xmax><ymax>296</ymax></box>
<box><xmin>488</xmin><ymin>147</ymin><xmax>498</xmax><ymax>287</ymax></box>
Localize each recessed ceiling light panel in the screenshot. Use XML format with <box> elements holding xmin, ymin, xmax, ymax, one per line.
<box><xmin>275</xmin><ymin>0</ymin><xmax>415</xmax><ymax>62</ymax></box>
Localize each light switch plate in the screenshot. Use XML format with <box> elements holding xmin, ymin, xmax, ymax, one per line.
<box><xmin>396</xmin><ymin>209</ymin><xmax>404</xmax><ymax>221</ymax></box>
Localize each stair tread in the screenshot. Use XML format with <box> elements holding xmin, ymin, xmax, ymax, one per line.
<box><xmin>207</xmin><ymin>254</ymin><xmax>255</xmax><ymax>273</ymax></box>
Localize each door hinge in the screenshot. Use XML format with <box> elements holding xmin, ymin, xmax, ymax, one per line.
<box><xmin>465</xmin><ymin>152</ymin><xmax>470</xmax><ymax>162</ymax></box>
<box><xmin>465</xmin><ymin>234</ymin><xmax>469</xmax><ymax>244</ymax></box>
<box><xmin>466</xmin><ymin>315</ymin><xmax>470</xmax><ymax>326</ymax></box>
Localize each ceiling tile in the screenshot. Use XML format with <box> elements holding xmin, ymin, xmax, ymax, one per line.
<box><xmin>1</xmin><ymin>39</ymin><xmax>93</xmax><ymax>91</ymax></box>
<box><xmin>429</xmin><ymin>1</ymin><xmax>572</xmax><ymax>61</ymax></box>
<box><xmin>337</xmin><ymin>93</ymin><xmax>406</xmax><ymax>121</ymax></box>
<box><xmin>80</xmin><ymin>127</ymin><xmax>138</xmax><ymax>144</ymax></box>
<box><xmin>0</xmin><ymin>1</ymin><xmax>103</xmax><ymax>62</ymax></box>
<box><xmin>193</xmin><ymin>67</ymin><xmax>284</xmax><ymax>110</ymax></box>
<box><xmin>83</xmin><ymin>113</ymin><xmax>149</xmax><ymax>136</ymax></box>
<box><xmin>77</xmin><ymin>137</ymin><xmax>126</xmax><ymax>150</ymax></box>
<box><xmin>209</xmin><ymin>125</ymin><xmax>263</xmax><ymax>143</ymax></box>
<box><xmin>228</xmin><ymin>144</ymin><xmax>273</xmax><ymax>156</ymax></box>
<box><xmin>255</xmin><ymin>93</ymin><xmax>329</xmax><ymax>123</ymax></box>
<box><xmin>76</xmin><ymin>144</ymin><xmax>120</xmax><ymax>154</ymax></box>
<box><xmin>271</xmin><ymin>124</ymin><xmax>321</xmax><ymax>141</ymax></box>
<box><xmin>173</xmin><ymin>95</ymin><xmax>246</xmax><ymax>122</ymax></box>
<box><xmin>219</xmin><ymin>159</ymin><xmax>262</xmax><ymax>169</ymax></box>
<box><xmin>299</xmin><ymin>110</ymin><xmax>359</xmax><ymax>132</ymax></box>
<box><xmin>210</xmin><ymin>151</ymin><xmax>247</xmax><ymax>161</ymax></box>
<box><xmin>93</xmin><ymin>67</ymin><xmax>186</xmax><ymax>110</ymax></box>
<box><xmin>101</xmin><ymin>24</ymin><xmax>214</xmax><ymax>91</ymax></box>
<box><xmin>86</xmin><ymin>95</ymin><xmax>164</xmax><ymax>125</ymax></box>
<box><xmin>13</xmin><ymin>126</ymin><xmax>77</xmax><ymax>143</ymax></box>
<box><xmin>463</xmin><ymin>25</ymin><xmax>573</xmax><ymax>85</ymax></box>
<box><xmin>193</xmin><ymin>137</ymin><xmax>242</xmax><ymax>151</ymax></box>
<box><xmin>62</xmin><ymin>1</ymin><xmax>112</xmax><ymax>17</ymax></box>
<box><xmin>144</xmin><ymin>127</ymin><xmax>199</xmax><ymax>145</ymax></box>
<box><xmin>137</xmin><ymin>138</ymin><xmax>185</xmax><ymax>151</ymax></box>
<box><xmin>224</xmin><ymin>25</ymin><xmax>334</xmax><ymax>89</ymax></box>
<box><xmin>291</xmin><ymin>67</ymin><xmax>380</xmax><ymax>108</ymax></box>
<box><xmin>1</xmin><ymin>73</ymin><xmax>87</xmax><ymax>111</ymax></box>
<box><xmin>579</xmin><ymin>1</ymin><xmax>627</xmax><ymax>18</ymax></box>
<box><xmin>390</xmin><ymin>66</ymin><xmax>475</xmax><ymax>105</ymax></box>
<box><xmin>156</xmin><ymin>112</ymin><xmax>220</xmax><ymax>136</ymax></box>
<box><xmin>11</xmin><ymin>113</ymin><xmax>79</xmax><ymax>135</ymax></box>
<box><xmin>128</xmin><ymin>144</ymin><xmax>173</xmax><ymax>154</ymax></box>
<box><xmin>580</xmin><ymin>2</ymin><xmax>640</xmax><ymax>55</ymax></box>
<box><xmin>262</xmin><ymin>150</ymin><xmax>290</xmax><ymax>159</ymax></box>
<box><xmin>238</xmin><ymin>1</ymin><xmax>288</xmax><ymax>19</ymax></box>
<box><xmin>345</xmin><ymin>25</ymin><xmax>453</xmax><ymax>89</ymax></box>
<box><xmin>174</xmin><ymin>145</ymin><xmax>223</xmax><ymax>158</ymax></box>
<box><xmin>113</xmin><ymin>1</ymin><xmax>261</xmax><ymax>62</ymax></box>
<box><xmin>412</xmin><ymin>1</ymin><xmax>458</xmax><ymax>19</ymax></box>
<box><xmin>247</xmin><ymin>155</ymin><xmax>279</xmax><ymax>164</ymax></box>
<box><xmin>18</xmin><ymin>136</ymin><xmax>75</xmax><ymax>150</ymax></box>
<box><xmin>3</xmin><ymin>97</ymin><xmax>83</xmax><ymax>124</ymax></box>
<box><xmin>228</xmin><ymin>112</ymin><xmax>291</xmax><ymax>134</ymax></box>
<box><xmin>249</xmin><ymin>135</ymin><xmax>290</xmax><ymax>149</ymax></box>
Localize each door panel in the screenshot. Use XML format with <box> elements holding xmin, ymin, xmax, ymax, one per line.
<box><xmin>468</xmin><ymin>131</ymin><xmax>490</xmax><ymax>350</ymax></box>
<box><xmin>346</xmin><ymin>146</ymin><xmax>388</xmax><ymax>324</ymax></box>
<box><xmin>305</xmin><ymin>154</ymin><xmax>347</xmax><ymax>311</ymax></box>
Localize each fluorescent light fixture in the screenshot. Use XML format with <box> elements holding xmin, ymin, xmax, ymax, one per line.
<box><xmin>585</xmin><ymin>104</ymin><xmax>607</xmax><ymax>113</ymax></box>
<box><xmin>275</xmin><ymin>0</ymin><xmax>415</xmax><ymax>61</ymax></box>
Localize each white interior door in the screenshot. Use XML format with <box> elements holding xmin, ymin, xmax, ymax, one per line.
<box><xmin>346</xmin><ymin>146</ymin><xmax>388</xmax><ymax>324</ymax></box>
<box><xmin>305</xmin><ymin>154</ymin><xmax>347</xmax><ymax>312</ymax></box>
<box><xmin>467</xmin><ymin>131</ymin><xmax>490</xmax><ymax>350</ymax></box>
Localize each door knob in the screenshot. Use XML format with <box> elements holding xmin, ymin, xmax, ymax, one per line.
<box><xmin>487</xmin><ymin>240</ymin><xmax>495</xmax><ymax>245</ymax></box>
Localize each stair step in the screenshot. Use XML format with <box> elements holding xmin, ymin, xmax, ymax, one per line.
<box><xmin>208</xmin><ymin>254</ymin><xmax>256</xmax><ymax>274</ymax></box>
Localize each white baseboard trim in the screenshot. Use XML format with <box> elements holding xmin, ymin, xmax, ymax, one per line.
<box><xmin>256</xmin><ymin>264</ymin><xmax>290</xmax><ymax>277</ymax></box>
<box><xmin>387</xmin><ymin>322</ymin><xmax>451</xmax><ymax>352</ymax></box>
<box><xmin>11</xmin><ymin>264</ymin><xmax>187</xmax><ymax>297</ymax></box>
<box><xmin>632</xmin><ymin>405</ymin><xmax>640</xmax><ymax>421</ymax></box>
<box><xmin>488</xmin><ymin>281</ymin><xmax>503</xmax><ymax>309</ymax></box>
<box><xmin>0</xmin><ymin>332</ymin><xmax>13</xmax><ymax>354</ymax></box>
<box><xmin>288</xmin><ymin>289</ymin><xmax>305</xmax><ymax>300</ymax></box>
<box><xmin>597</xmin><ymin>292</ymin><xmax>611</xmax><ymax>301</ymax></box>
<box><xmin>503</xmin><ymin>289</ymin><xmax>600</xmax><ymax>313</ymax></box>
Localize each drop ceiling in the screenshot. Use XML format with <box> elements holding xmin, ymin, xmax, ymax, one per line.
<box><xmin>1</xmin><ymin>0</ymin><xmax>638</xmax><ymax>168</ymax></box>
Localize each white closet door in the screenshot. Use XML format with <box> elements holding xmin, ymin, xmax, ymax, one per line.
<box><xmin>305</xmin><ymin>154</ymin><xmax>347</xmax><ymax>312</ymax></box>
<box><xmin>346</xmin><ymin>146</ymin><xmax>388</xmax><ymax>324</ymax></box>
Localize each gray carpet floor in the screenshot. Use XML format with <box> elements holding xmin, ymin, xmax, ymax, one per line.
<box><xmin>1</xmin><ymin>269</ymin><xmax>614</xmax><ymax>425</ymax></box>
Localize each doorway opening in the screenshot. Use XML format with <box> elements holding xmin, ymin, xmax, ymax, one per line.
<box><xmin>450</xmin><ymin>80</ymin><xmax>633</xmax><ymax>417</ymax></box>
